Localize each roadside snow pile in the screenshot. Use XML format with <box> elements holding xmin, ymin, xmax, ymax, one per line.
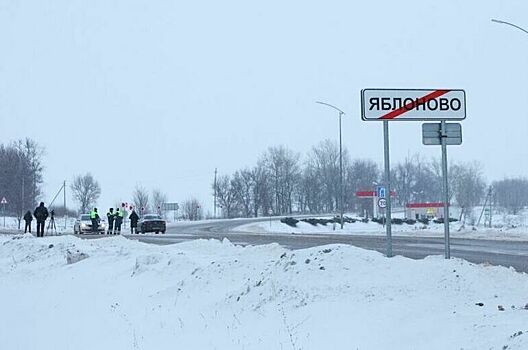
<box><xmin>0</xmin><ymin>234</ymin><xmax>527</xmax><ymax>350</ymax></box>
<box><xmin>239</xmin><ymin>218</ymin><xmax>528</xmax><ymax>241</ymax></box>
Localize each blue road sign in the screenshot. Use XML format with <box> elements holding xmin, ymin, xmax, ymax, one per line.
<box><xmin>376</xmin><ymin>186</ymin><xmax>386</xmax><ymax>199</ymax></box>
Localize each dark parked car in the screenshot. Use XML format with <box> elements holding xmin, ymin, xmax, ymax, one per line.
<box><xmin>138</xmin><ymin>214</ymin><xmax>166</xmax><ymax>234</ymax></box>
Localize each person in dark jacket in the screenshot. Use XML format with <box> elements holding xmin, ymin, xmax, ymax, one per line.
<box><xmin>129</xmin><ymin>209</ymin><xmax>139</xmax><ymax>234</ymax></box>
<box><xmin>106</xmin><ymin>208</ymin><xmax>115</xmax><ymax>235</ymax></box>
<box><xmin>33</xmin><ymin>202</ymin><xmax>49</xmax><ymax>237</ymax></box>
<box><xmin>23</xmin><ymin>210</ymin><xmax>33</xmax><ymax>233</ymax></box>
<box><xmin>114</xmin><ymin>208</ymin><xmax>123</xmax><ymax>235</ymax></box>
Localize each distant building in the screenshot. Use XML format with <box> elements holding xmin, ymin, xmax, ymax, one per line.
<box><xmin>405</xmin><ymin>202</ymin><xmax>446</xmax><ymax>219</ymax></box>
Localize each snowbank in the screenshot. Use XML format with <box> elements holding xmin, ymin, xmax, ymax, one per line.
<box><xmin>0</xmin><ymin>234</ymin><xmax>527</xmax><ymax>349</ymax></box>
<box><xmin>238</xmin><ymin>219</ymin><xmax>528</xmax><ymax>241</ymax></box>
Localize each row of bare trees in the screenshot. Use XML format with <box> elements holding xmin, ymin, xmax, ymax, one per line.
<box><xmin>391</xmin><ymin>155</ymin><xmax>488</xmax><ymax>220</ymax></box>
<box><xmin>70</xmin><ymin>175</ymin><xmax>205</xmax><ymax>221</ymax></box>
<box><xmin>65</xmin><ymin>141</ymin><xmax>528</xmax><ymax>222</ymax></box>
<box><xmin>70</xmin><ymin>178</ymin><xmax>170</xmax><ymax>215</ymax></box>
<box><xmin>213</xmin><ymin>141</ymin><xmax>494</xmax><ymax>220</ymax></box>
<box><xmin>131</xmin><ymin>186</ymin><xmax>203</xmax><ymax>220</ymax></box>
<box><xmin>492</xmin><ymin>178</ymin><xmax>528</xmax><ymax>215</ymax></box>
<box><xmin>213</xmin><ymin>140</ymin><xmax>382</xmax><ymax>218</ymax></box>
<box><xmin>0</xmin><ymin>139</ymin><xmax>44</xmax><ymax>228</ymax></box>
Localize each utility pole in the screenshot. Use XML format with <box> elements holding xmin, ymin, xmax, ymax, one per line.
<box><xmin>488</xmin><ymin>187</ymin><xmax>493</xmax><ymax>228</ymax></box>
<box><xmin>214</xmin><ymin>168</ymin><xmax>217</xmax><ymax>219</ymax></box>
<box><xmin>63</xmin><ymin>180</ymin><xmax>67</xmax><ymax>230</ymax></box>
<box><xmin>21</xmin><ymin>176</ymin><xmax>25</xmax><ymax>229</ymax></box>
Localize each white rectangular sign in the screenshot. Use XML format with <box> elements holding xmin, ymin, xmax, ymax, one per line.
<box><xmin>361</xmin><ymin>89</ymin><xmax>466</xmax><ymax>121</ymax></box>
<box><xmin>161</xmin><ymin>202</ymin><xmax>179</xmax><ymax>211</ymax></box>
<box><xmin>422</xmin><ymin>123</ymin><xmax>462</xmax><ymax>145</ymax></box>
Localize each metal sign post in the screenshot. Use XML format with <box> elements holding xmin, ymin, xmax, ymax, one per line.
<box><xmin>161</xmin><ymin>203</ymin><xmax>179</xmax><ymax>222</ymax></box>
<box><xmin>440</xmin><ymin>121</ymin><xmax>451</xmax><ymax>259</ymax></box>
<box><xmin>1</xmin><ymin>197</ymin><xmax>7</xmax><ymax>227</ymax></box>
<box><xmin>361</xmin><ymin>88</ymin><xmax>466</xmax><ymax>259</ymax></box>
<box><xmin>422</xmin><ymin>121</ymin><xmax>463</xmax><ymax>259</ymax></box>
<box><xmin>383</xmin><ymin>121</ymin><xmax>392</xmax><ymax>257</ymax></box>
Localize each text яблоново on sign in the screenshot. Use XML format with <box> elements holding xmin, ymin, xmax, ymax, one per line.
<box><xmin>361</xmin><ymin>89</ymin><xmax>466</xmax><ymax>121</ymax></box>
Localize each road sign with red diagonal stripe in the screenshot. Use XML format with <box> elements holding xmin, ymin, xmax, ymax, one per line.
<box><xmin>361</xmin><ymin>89</ymin><xmax>466</xmax><ymax>121</ymax></box>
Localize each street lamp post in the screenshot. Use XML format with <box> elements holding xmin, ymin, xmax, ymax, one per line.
<box><xmin>491</xmin><ymin>19</ymin><xmax>528</xmax><ymax>36</ymax></box>
<box><xmin>316</xmin><ymin>101</ymin><xmax>346</xmax><ymax>229</ymax></box>
<box><xmin>492</xmin><ymin>18</ymin><xmax>526</xmax><ymax>232</ymax></box>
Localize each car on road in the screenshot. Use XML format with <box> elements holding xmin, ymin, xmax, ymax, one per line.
<box><xmin>73</xmin><ymin>214</ymin><xmax>106</xmax><ymax>234</ymax></box>
<box><xmin>138</xmin><ymin>214</ymin><xmax>166</xmax><ymax>234</ymax></box>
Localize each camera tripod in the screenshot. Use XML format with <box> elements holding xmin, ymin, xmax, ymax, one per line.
<box><xmin>47</xmin><ymin>216</ymin><xmax>57</xmax><ymax>235</ymax></box>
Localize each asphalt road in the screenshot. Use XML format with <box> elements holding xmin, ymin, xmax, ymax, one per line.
<box><xmin>3</xmin><ymin>217</ymin><xmax>526</xmax><ymax>273</ymax></box>
<box><xmin>121</xmin><ymin>217</ymin><xmax>528</xmax><ymax>273</ymax></box>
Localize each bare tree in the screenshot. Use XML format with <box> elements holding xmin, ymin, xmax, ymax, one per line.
<box><xmin>152</xmin><ymin>189</ymin><xmax>168</xmax><ymax>215</ymax></box>
<box><xmin>306</xmin><ymin>139</ymin><xmax>348</xmax><ymax>213</ymax></box>
<box><xmin>13</xmin><ymin>138</ymin><xmax>44</xmax><ymax>206</ymax></box>
<box><xmin>392</xmin><ymin>155</ymin><xmax>441</xmax><ymax>206</ymax></box>
<box><xmin>182</xmin><ymin>198</ymin><xmax>203</xmax><ymax>221</ymax></box>
<box><xmin>344</xmin><ymin>159</ymin><xmax>380</xmax><ymax>215</ymax></box>
<box><xmin>248</xmin><ymin>163</ymin><xmax>271</xmax><ymax>217</ymax></box>
<box><xmin>213</xmin><ymin>175</ymin><xmax>238</xmax><ymax>218</ymax></box>
<box><xmin>133</xmin><ymin>185</ymin><xmax>150</xmax><ymax>214</ymax></box>
<box><xmin>451</xmin><ymin>161</ymin><xmax>486</xmax><ymax>223</ymax></box>
<box><xmin>0</xmin><ymin>139</ymin><xmax>44</xmax><ymax>228</ymax></box>
<box><xmin>262</xmin><ymin>146</ymin><xmax>300</xmax><ymax>215</ymax></box>
<box><xmin>231</xmin><ymin>169</ymin><xmax>254</xmax><ymax>217</ymax></box>
<box><xmin>298</xmin><ymin>165</ymin><xmax>321</xmax><ymax>214</ymax></box>
<box><xmin>492</xmin><ymin>178</ymin><xmax>528</xmax><ymax>214</ymax></box>
<box><xmin>71</xmin><ymin>173</ymin><xmax>101</xmax><ymax>213</ymax></box>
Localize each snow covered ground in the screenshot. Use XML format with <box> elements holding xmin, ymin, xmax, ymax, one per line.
<box><xmin>0</xmin><ymin>234</ymin><xmax>527</xmax><ymax>349</ymax></box>
<box><xmin>0</xmin><ymin>215</ymin><xmax>202</xmax><ymax>235</ymax></box>
<box><xmin>238</xmin><ymin>217</ymin><xmax>528</xmax><ymax>241</ymax></box>
<box><xmin>0</xmin><ymin>215</ymin><xmax>76</xmax><ymax>234</ymax></box>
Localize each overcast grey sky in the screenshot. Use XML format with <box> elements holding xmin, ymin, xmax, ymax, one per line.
<box><xmin>1</xmin><ymin>0</ymin><xmax>527</xmax><ymax>213</ymax></box>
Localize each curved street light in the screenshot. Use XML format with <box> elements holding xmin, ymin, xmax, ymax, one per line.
<box><xmin>491</xmin><ymin>19</ymin><xmax>528</xmax><ymax>36</ymax></box>
<box><xmin>316</xmin><ymin>101</ymin><xmax>346</xmax><ymax>229</ymax></box>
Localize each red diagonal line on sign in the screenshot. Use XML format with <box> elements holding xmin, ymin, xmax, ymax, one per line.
<box><xmin>378</xmin><ymin>89</ymin><xmax>450</xmax><ymax>120</ymax></box>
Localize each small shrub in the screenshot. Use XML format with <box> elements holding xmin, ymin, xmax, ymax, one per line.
<box><xmin>433</xmin><ymin>217</ymin><xmax>458</xmax><ymax>224</ymax></box>
<box><xmin>302</xmin><ymin>218</ymin><xmax>319</xmax><ymax>226</ymax></box>
<box><xmin>343</xmin><ymin>216</ymin><xmax>357</xmax><ymax>223</ymax></box>
<box><xmin>391</xmin><ymin>218</ymin><xmax>403</xmax><ymax>225</ymax></box>
<box><xmin>281</xmin><ymin>217</ymin><xmax>299</xmax><ymax>227</ymax></box>
<box><xmin>417</xmin><ymin>218</ymin><xmax>430</xmax><ymax>225</ymax></box>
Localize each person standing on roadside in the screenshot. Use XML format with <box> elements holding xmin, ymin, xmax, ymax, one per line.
<box><xmin>23</xmin><ymin>210</ymin><xmax>33</xmax><ymax>233</ymax></box>
<box><xmin>114</xmin><ymin>208</ymin><xmax>123</xmax><ymax>235</ymax></box>
<box><xmin>90</xmin><ymin>207</ymin><xmax>100</xmax><ymax>234</ymax></box>
<box><xmin>129</xmin><ymin>208</ymin><xmax>139</xmax><ymax>234</ymax></box>
<box><xmin>106</xmin><ymin>208</ymin><xmax>115</xmax><ymax>235</ymax></box>
<box><xmin>33</xmin><ymin>202</ymin><xmax>49</xmax><ymax>237</ymax></box>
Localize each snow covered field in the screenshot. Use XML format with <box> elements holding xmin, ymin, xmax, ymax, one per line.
<box><xmin>0</xmin><ymin>234</ymin><xmax>527</xmax><ymax>349</ymax></box>
<box><xmin>238</xmin><ymin>218</ymin><xmax>528</xmax><ymax>241</ymax></box>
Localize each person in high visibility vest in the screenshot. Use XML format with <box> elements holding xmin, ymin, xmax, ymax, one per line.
<box><xmin>90</xmin><ymin>208</ymin><xmax>100</xmax><ymax>234</ymax></box>
<box><xmin>114</xmin><ymin>208</ymin><xmax>124</xmax><ymax>235</ymax></box>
